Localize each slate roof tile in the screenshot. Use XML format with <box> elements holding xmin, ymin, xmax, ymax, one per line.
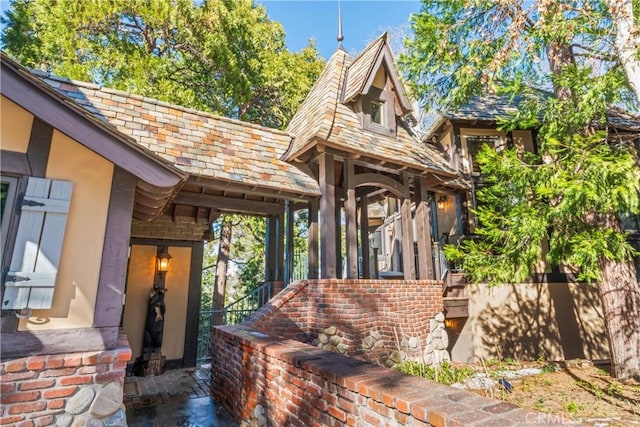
<box><xmin>36</xmin><ymin>74</ymin><xmax>320</xmax><ymax>197</ymax></box>
<box><xmin>285</xmin><ymin>36</ymin><xmax>457</xmax><ymax>178</ymax></box>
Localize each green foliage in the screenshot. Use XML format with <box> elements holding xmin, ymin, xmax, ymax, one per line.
<box><xmin>1</xmin><ymin>0</ymin><xmax>324</xmax><ymax>129</ymax></box>
<box><xmin>396</xmin><ymin>361</ymin><xmax>476</xmax><ymax>385</ymax></box>
<box><xmin>407</xmin><ymin>1</ymin><xmax>640</xmax><ymax>285</ymax></box>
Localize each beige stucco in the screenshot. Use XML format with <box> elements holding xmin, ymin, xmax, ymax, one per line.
<box><xmin>449</xmin><ymin>282</ymin><xmax>609</xmax><ymax>363</ymax></box>
<box><xmin>19</xmin><ymin>130</ymin><xmax>113</xmax><ymax>330</ymax></box>
<box><xmin>123</xmin><ymin>244</ymin><xmax>191</xmax><ymax>361</ymax></box>
<box><xmin>1</xmin><ymin>96</ymin><xmax>34</xmax><ymax>153</ymax></box>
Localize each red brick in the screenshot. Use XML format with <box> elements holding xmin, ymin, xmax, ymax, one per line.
<box><xmin>327</xmin><ymin>405</ymin><xmax>346</xmax><ymax>422</ymax></box>
<box><xmin>8</xmin><ymin>401</ymin><xmax>46</xmax><ymax>414</ymax></box>
<box><xmin>112</xmin><ymin>361</ymin><xmax>127</xmax><ymax>370</ymax></box>
<box><xmin>1</xmin><ymin>391</ymin><xmax>40</xmax><ymax>404</ymax></box>
<box><xmin>47</xmin><ymin>399</ymin><xmax>65</xmax><ymax>410</ymax></box>
<box><xmin>18</xmin><ymin>379</ymin><xmax>55</xmax><ymax>391</ymax></box>
<box><xmin>40</xmin><ymin>368</ymin><xmax>76</xmax><ymax>378</ymax></box>
<box><xmin>98</xmin><ymin>352</ymin><xmax>115</xmax><ymax>364</ymax></box>
<box><xmin>25</xmin><ymin>357</ymin><xmax>46</xmax><ymax>371</ymax></box>
<box><xmin>0</xmin><ymin>371</ymin><xmax>37</xmax><ymax>382</ymax></box>
<box><xmin>0</xmin><ymin>415</ymin><xmax>25</xmax><ymax>424</ymax></box>
<box><xmin>45</xmin><ymin>355</ymin><xmax>65</xmax><ymax>369</ymax></box>
<box><xmin>116</xmin><ymin>348</ymin><xmax>132</xmax><ymax>362</ymax></box>
<box><xmin>16</xmin><ymin>420</ymin><xmax>35</xmax><ymax>427</ymax></box>
<box><xmin>82</xmin><ymin>352</ymin><xmax>99</xmax><ymax>365</ymax></box>
<box><xmin>4</xmin><ymin>360</ymin><xmax>26</xmax><ymax>373</ymax></box>
<box><xmin>59</xmin><ymin>375</ymin><xmax>92</xmax><ymax>386</ymax></box>
<box><xmin>42</xmin><ymin>386</ymin><xmax>78</xmax><ymax>399</ymax></box>
<box><xmin>63</xmin><ymin>355</ymin><xmax>82</xmax><ymax>367</ymax></box>
<box><xmin>1</xmin><ymin>382</ymin><xmax>15</xmax><ymax>393</ymax></box>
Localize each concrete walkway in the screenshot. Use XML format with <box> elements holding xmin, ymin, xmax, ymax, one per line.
<box><xmin>124</xmin><ymin>364</ymin><xmax>237</xmax><ymax>427</ymax></box>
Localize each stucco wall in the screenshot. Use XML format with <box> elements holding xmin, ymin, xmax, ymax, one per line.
<box><xmin>1</xmin><ymin>96</ymin><xmax>33</xmax><ymax>153</ymax></box>
<box><xmin>19</xmin><ymin>130</ymin><xmax>113</xmax><ymax>331</ymax></box>
<box><xmin>123</xmin><ymin>244</ymin><xmax>192</xmax><ymax>361</ymax></box>
<box><xmin>450</xmin><ymin>282</ymin><xmax>609</xmax><ymax>363</ymax></box>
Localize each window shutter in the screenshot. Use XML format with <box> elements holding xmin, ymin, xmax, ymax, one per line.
<box><xmin>2</xmin><ymin>177</ymin><xmax>73</xmax><ymax>310</ymax></box>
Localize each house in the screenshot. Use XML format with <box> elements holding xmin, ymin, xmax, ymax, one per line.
<box><xmin>0</xmin><ymin>51</ymin><xmax>321</xmax><ymax>424</ymax></box>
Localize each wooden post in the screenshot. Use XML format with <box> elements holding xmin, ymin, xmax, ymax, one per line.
<box><xmin>319</xmin><ymin>153</ymin><xmax>337</xmax><ymax>278</ymax></box>
<box><xmin>344</xmin><ymin>159</ymin><xmax>358</xmax><ymax>279</ymax></box>
<box><xmin>415</xmin><ymin>177</ymin><xmax>434</xmax><ymax>279</ymax></box>
<box><xmin>401</xmin><ymin>175</ymin><xmax>416</xmax><ymax>279</ymax></box>
<box><xmin>276</xmin><ymin>201</ymin><xmax>285</xmax><ymax>282</ymax></box>
<box><xmin>265</xmin><ymin>215</ymin><xmax>277</xmax><ymax>282</ymax></box>
<box><xmin>360</xmin><ymin>193</ymin><xmax>370</xmax><ymax>279</ymax></box>
<box><xmin>308</xmin><ymin>198</ymin><xmax>319</xmax><ymax>279</ymax></box>
<box><xmin>284</xmin><ymin>201</ymin><xmax>294</xmax><ymax>286</ymax></box>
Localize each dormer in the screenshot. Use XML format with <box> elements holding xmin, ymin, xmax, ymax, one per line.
<box><xmin>342</xmin><ymin>33</ymin><xmax>413</xmax><ymax>138</ymax></box>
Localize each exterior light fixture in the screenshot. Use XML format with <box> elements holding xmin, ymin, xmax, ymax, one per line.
<box><xmin>156</xmin><ymin>247</ymin><xmax>172</xmax><ymax>275</ymax></box>
<box><xmin>437</xmin><ymin>195</ymin><xmax>447</xmax><ymax>210</ymax></box>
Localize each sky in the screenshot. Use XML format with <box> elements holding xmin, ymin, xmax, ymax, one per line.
<box><xmin>0</xmin><ymin>1</ymin><xmax>421</xmax><ymax>60</ymax></box>
<box><xmin>257</xmin><ymin>0</ymin><xmax>421</xmax><ymax>59</ymax></box>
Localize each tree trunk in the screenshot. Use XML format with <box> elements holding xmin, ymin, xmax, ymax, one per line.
<box><xmin>212</xmin><ymin>217</ymin><xmax>232</xmax><ymax>325</ymax></box>
<box><xmin>607</xmin><ymin>0</ymin><xmax>640</xmax><ymax>102</ymax></box>
<box><xmin>597</xmin><ymin>215</ymin><xmax>640</xmax><ymax>381</ymax></box>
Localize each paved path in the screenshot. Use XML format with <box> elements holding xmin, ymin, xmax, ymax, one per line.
<box><xmin>124</xmin><ymin>364</ymin><xmax>237</xmax><ymax>427</ymax></box>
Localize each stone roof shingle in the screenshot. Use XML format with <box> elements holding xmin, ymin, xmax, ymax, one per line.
<box><xmin>36</xmin><ymin>74</ymin><xmax>320</xmax><ymax>198</ymax></box>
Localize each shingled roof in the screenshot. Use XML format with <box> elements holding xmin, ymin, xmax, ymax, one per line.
<box><xmin>33</xmin><ymin>72</ymin><xmax>320</xmax><ymax>200</ymax></box>
<box><xmin>285</xmin><ymin>36</ymin><xmax>458</xmax><ymax>179</ymax></box>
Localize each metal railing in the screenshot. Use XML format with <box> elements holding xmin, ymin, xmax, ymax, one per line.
<box><xmin>197</xmin><ymin>281</ymin><xmax>274</xmax><ymax>363</ymax></box>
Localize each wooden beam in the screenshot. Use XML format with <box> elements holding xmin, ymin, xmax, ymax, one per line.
<box><xmin>187</xmin><ymin>176</ymin><xmax>317</xmax><ymax>203</ymax></box>
<box><xmin>344</xmin><ymin>159</ymin><xmax>358</xmax><ymax>279</ymax></box>
<box><xmin>1</xmin><ymin>150</ymin><xmax>31</xmax><ymax>175</ymax></box>
<box><xmin>284</xmin><ymin>201</ymin><xmax>294</xmax><ymax>286</ymax></box>
<box><xmin>26</xmin><ymin>118</ymin><xmax>52</xmax><ymax>178</ymax></box>
<box><xmin>1</xmin><ymin>326</ymin><xmax>119</xmax><ymax>358</ymax></box>
<box><xmin>175</xmin><ymin>192</ymin><xmax>283</xmax><ymax>216</ymax></box>
<box><xmin>93</xmin><ymin>167</ymin><xmax>136</xmax><ymax>328</ymax></box>
<box><xmin>400</xmin><ymin>175</ymin><xmax>416</xmax><ymax>280</ymax></box>
<box><xmin>182</xmin><ymin>241</ymin><xmax>203</xmax><ymax>368</ymax></box>
<box><xmin>265</xmin><ymin>216</ymin><xmax>277</xmax><ymax>282</ymax></box>
<box><xmin>319</xmin><ymin>153</ymin><xmax>337</xmax><ymax>278</ymax></box>
<box><xmin>414</xmin><ymin>177</ymin><xmax>434</xmax><ymax>280</ymax></box>
<box><xmin>307</xmin><ymin>199</ymin><xmax>319</xmax><ymax>280</ymax></box>
<box><xmin>352</xmin><ymin>173</ymin><xmax>408</xmax><ymax>198</ymax></box>
<box><xmin>360</xmin><ymin>193</ymin><xmax>370</xmax><ymax>279</ymax></box>
<box><xmin>276</xmin><ymin>201</ymin><xmax>285</xmax><ymax>282</ymax></box>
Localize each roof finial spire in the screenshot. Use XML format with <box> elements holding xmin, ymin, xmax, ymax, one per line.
<box><xmin>337</xmin><ymin>0</ymin><xmax>344</xmax><ymax>46</ymax></box>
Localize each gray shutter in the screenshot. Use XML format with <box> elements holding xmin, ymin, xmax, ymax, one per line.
<box><xmin>2</xmin><ymin>177</ymin><xmax>73</xmax><ymax>310</ymax></box>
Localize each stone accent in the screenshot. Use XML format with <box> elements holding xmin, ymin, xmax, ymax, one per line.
<box><xmin>423</xmin><ymin>312</ymin><xmax>451</xmax><ymax>366</ymax></box>
<box><xmin>0</xmin><ymin>330</ymin><xmax>131</xmax><ymax>426</ymax></box>
<box><xmin>211</xmin><ymin>324</ymin><xmax>549</xmax><ymax>426</ymax></box>
<box><xmin>315</xmin><ymin>326</ymin><xmax>348</xmax><ymax>354</ymax></box>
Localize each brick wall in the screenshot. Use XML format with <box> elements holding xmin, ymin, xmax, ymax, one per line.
<box><xmin>0</xmin><ymin>331</ymin><xmax>131</xmax><ymax>426</ymax></box>
<box><xmin>211</xmin><ymin>325</ymin><xmax>546</xmax><ymax>426</ymax></box>
<box><xmin>246</xmin><ymin>279</ymin><xmax>444</xmax><ymax>365</ymax></box>
<box><xmin>131</xmin><ymin>214</ymin><xmax>210</xmax><ymax>241</ymax></box>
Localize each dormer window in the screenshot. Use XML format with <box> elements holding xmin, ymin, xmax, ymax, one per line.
<box><xmin>361</xmin><ymin>87</ymin><xmax>396</xmax><ymax>136</ymax></box>
<box><xmin>371</xmin><ymin>101</ymin><xmax>383</xmax><ymax>125</ymax></box>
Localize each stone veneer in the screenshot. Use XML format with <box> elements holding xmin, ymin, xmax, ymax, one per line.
<box><xmin>211</xmin><ymin>324</ymin><xmax>548</xmax><ymax>427</ymax></box>
<box><xmin>0</xmin><ymin>330</ymin><xmax>131</xmax><ymax>426</ymax></box>
<box><xmin>246</xmin><ymin>279</ymin><xmax>444</xmax><ymax>366</ymax></box>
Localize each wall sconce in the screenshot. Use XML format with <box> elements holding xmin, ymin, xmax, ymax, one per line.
<box><xmin>437</xmin><ymin>195</ymin><xmax>447</xmax><ymax>210</ymax></box>
<box><xmin>155</xmin><ymin>246</ymin><xmax>172</xmax><ymax>287</ymax></box>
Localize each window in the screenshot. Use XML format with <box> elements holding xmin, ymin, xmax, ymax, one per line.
<box><xmin>371</xmin><ymin>101</ymin><xmax>384</xmax><ymax>125</ymax></box>
<box><xmin>1</xmin><ymin>176</ymin><xmax>18</xmax><ymax>261</ymax></box>
<box><xmin>464</xmin><ymin>135</ymin><xmax>503</xmax><ymax>174</ymax></box>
